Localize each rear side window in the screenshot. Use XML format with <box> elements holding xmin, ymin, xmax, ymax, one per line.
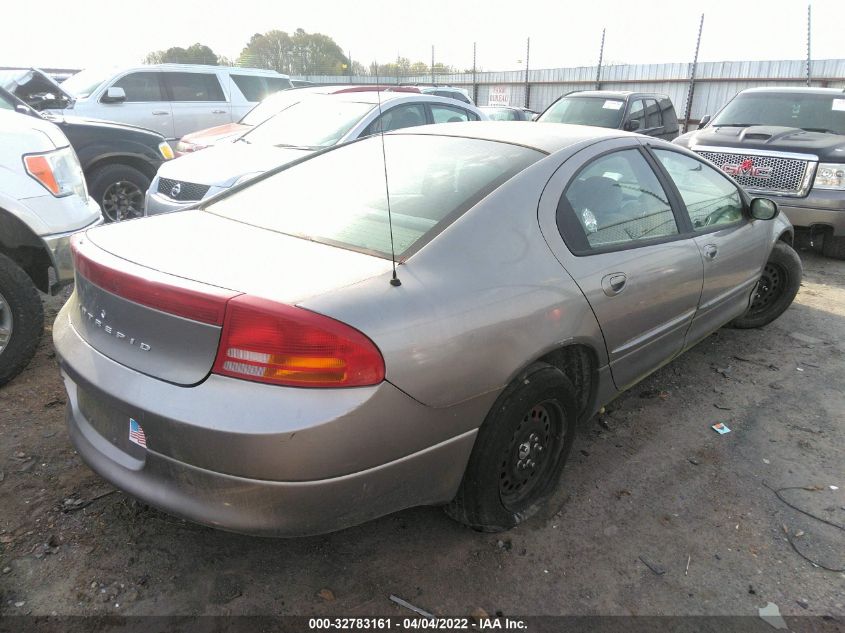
<box><xmin>206</xmin><ymin>135</ymin><xmax>543</xmax><ymax>259</ymax></box>
<box><xmin>431</xmin><ymin>105</ymin><xmax>471</xmax><ymax>123</ymax></box>
<box><xmin>230</xmin><ymin>75</ymin><xmax>292</xmax><ymax>102</ymax></box>
<box><xmin>164</xmin><ymin>72</ymin><xmax>225</xmax><ymax>102</ymax></box>
<box><xmin>362</xmin><ymin>103</ymin><xmax>427</xmax><ymax>136</ymax></box>
<box><xmin>112</xmin><ymin>72</ymin><xmax>163</xmax><ymax>102</ymax></box>
<box><xmin>559</xmin><ymin>149</ymin><xmax>678</xmax><ymax>250</ymax></box>
<box><xmin>660</xmin><ymin>98</ymin><xmax>678</xmax><ymax>129</ymax></box>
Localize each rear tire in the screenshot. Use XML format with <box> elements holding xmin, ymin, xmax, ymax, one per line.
<box><xmin>88</xmin><ymin>163</ymin><xmax>150</xmax><ymax>223</ymax></box>
<box><xmin>444</xmin><ymin>362</ymin><xmax>577</xmax><ymax>532</ymax></box>
<box><xmin>731</xmin><ymin>242</ymin><xmax>802</xmax><ymax>329</ymax></box>
<box><xmin>822</xmin><ymin>235</ymin><xmax>845</xmax><ymax>260</ymax></box>
<box><xmin>0</xmin><ymin>253</ymin><xmax>44</xmax><ymax>387</ymax></box>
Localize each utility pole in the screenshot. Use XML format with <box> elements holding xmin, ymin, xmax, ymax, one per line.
<box><xmin>472</xmin><ymin>42</ymin><xmax>477</xmax><ymax>104</ymax></box>
<box><xmin>524</xmin><ymin>37</ymin><xmax>530</xmax><ymax>109</ymax></box>
<box><xmin>806</xmin><ymin>4</ymin><xmax>812</xmax><ymax>86</ymax></box>
<box><xmin>431</xmin><ymin>45</ymin><xmax>435</xmax><ymax>84</ymax></box>
<box><xmin>683</xmin><ymin>14</ymin><xmax>705</xmax><ymax>133</ymax></box>
<box><xmin>348</xmin><ymin>50</ymin><xmax>352</xmax><ymax>83</ymax></box>
<box><xmin>595</xmin><ymin>28</ymin><xmax>605</xmax><ymax>90</ymax></box>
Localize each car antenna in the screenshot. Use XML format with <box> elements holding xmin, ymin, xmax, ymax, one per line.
<box><xmin>375</xmin><ymin>90</ymin><xmax>401</xmax><ymax>287</ymax></box>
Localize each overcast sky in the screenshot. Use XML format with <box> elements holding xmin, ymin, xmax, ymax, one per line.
<box><xmin>2</xmin><ymin>0</ymin><xmax>843</xmax><ymax>72</ymax></box>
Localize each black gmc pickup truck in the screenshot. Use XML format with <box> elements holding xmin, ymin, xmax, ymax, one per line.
<box><xmin>674</xmin><ymin>87</ymin><xmax>845</xmax><ymax>259</ymax></box>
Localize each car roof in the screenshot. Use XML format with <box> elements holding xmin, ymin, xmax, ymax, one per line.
<box><xmin>566</xmin><ymin>90</ymin><xmax>669</xmax><ymax>100</ymax></box>
<box><xmin>391</xmin><ymin>120</ymin><xmax>629</xmax><ymax>153</ymax></box>
<box><xmin>740</xmin><ymin>87</ymin><xmax>845</xmax><ymax>95</ymax></box>
<box><xmin>83</xmin><ymin>64</ymin><xmax>290</xmax><ymax>78</ymax></box>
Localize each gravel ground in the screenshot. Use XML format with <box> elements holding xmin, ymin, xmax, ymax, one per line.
<box><xmin>0</xmin><ymin>249</ymin><xmax>843</xmax><ymax>621</ymax></box>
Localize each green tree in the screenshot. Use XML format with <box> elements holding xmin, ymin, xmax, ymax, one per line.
<box><xmin>237</xmin><ymin>29</ymin><xmax>349</xmax><ymax>75</ymax></box>
<box><xmin>143</xmin><ymin>43</ymin><xmax>220</xmax><ymax>65</ymax></box>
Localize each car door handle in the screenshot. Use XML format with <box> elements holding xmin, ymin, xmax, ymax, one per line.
<box><xmin>601</xmin><ymin>273</ymin><xmax>627</xmax><ymax>296</ymax></box>
<box><xmin>152</xmin><ymin>110</ymin><xmax>169</xmax><ymax>115</ymax></box>
<box><xmin>703</xmin><ymin>244</ymin><xmax>718</xmax><ymax>259</ymax></box>
<box><xmin>211</xmin><ymin>109</ymin><xmax>227</xmax><ymax>114</ymax></box>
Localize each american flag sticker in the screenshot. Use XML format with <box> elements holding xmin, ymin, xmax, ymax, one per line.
<box><xmin>128</xmin><ymin>418</ymin><xmax>147</xmax><ymax>448</ymax></box>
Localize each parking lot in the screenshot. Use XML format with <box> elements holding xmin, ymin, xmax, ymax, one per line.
<box><xmin>0</xmin><ymin>247</ymin><xmax>842</xmax><ymax>619</ymax></box>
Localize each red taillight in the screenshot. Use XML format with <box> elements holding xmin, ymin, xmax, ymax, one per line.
<box><xmin>212</xmin><ymin>295</ymin><xmax>385</xmax><ymax>388</ymax></box>
<box><xmin>71</xmin><ymin>234</ymin><xmax>238</xmax><ymax>326</ymax></box>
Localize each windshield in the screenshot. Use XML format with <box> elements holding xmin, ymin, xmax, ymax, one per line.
<box><xmin>61</xmin><ymin>68</ymin><xmax>111</xmax><ymax>99</ymax></box>
<box><xmin>538</xmin><ymin>96</ymin><xmax>625</xmax><ymax>128</ymax></box>
<box><xmin>206</xmin><ymin>134</ymin><xmax>544</xmax><ymax>259</ymax></box>
<box><xmin>711</xmin><ymin>92</ymin><xmax>845</xmax><ymax>134</ymax></box>
<box><xmin>242</xmin><ymin>97</ymin><xmax>375</xmax><ymax>148</ymax></box>
<box><xmin>240</xmin><ymin>90</ymin><xmax>304</xmax><ymax>126</ymax></box>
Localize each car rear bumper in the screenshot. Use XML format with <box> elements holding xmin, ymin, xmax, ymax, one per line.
<box><xmin>769</xmin><ymin>190</ymin><xmax>845</xmax><ymax>236</ymax></box>
<box><xmin>53</xmin><ymin>301</ymin><xmax>483</xmax><ymax>536</ymax></box>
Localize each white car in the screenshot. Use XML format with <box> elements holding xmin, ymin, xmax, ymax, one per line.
<box><xmin>146</xmin><ymin>91</ymin><xmax>486</xmax><ymax>215</ymax></box>
<box><xmin>0</xmin><ymin>106</ymin><xmax>101</xmax><ymax>385</ymax></box>
<box><xmin>49</xmin><ymin>65</ymin><xmax>292</xmax><ymax>145</ymax></box>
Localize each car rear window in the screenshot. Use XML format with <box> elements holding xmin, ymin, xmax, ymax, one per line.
<box><xmin>206</xmin><ymin>134</ymin><xmax>544</xmax><ymax>259</ymax></box>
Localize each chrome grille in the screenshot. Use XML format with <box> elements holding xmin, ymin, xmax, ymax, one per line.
<box><xmin>694</xmin><ymin>149</ymin><xmax>814</xmax><ymax>197</ymax></box>
<box><xmin>157</xmin><ymin>177</ymin><xmax>210</xmax><ymax>202</ymax></box>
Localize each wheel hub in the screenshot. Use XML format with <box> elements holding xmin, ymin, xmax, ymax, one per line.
<box><xmin>102</xmin><ymin>180</ymin><xmax>144</xmax><ymax>222</ymax></box>
<box><xmin>500</xmin><ymin>403</ymin><xmax>561</xmax><ymax>507</ymax></box>
<box><xmin>750</xmin><ymin>262</ymin><xmax>784</xmax><ymax>315</ymax></box>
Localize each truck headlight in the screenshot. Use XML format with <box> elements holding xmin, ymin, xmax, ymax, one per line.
<box><xmin>814</xmin><ymin>163</ymin><xmax>845</xmax><ymax>190</ymax></box>
<box><xmin>23</xmin><ymin>146</ymin><xmax>87</xmax><ymax>199</ymax></box>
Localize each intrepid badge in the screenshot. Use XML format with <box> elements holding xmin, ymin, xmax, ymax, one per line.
<box><xmin>79</xmin><ymin>304</ymin><xmax>151</xmax><ymax>351</ymax></box>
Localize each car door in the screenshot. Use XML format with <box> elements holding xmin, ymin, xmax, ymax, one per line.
<box><xmin>99</xmin><ymin>71</ymin><xmax>174</xmax><ymax>140</ymax></box>
<box><xmin>162</xmin><ymin>71</ymin><xmax>231</xmax><ymax>139</ymax></box>
<box><xmin>538</xmin><ymin>137</ymin><xmax>704</xmax><ymax>390</ymax></box>
<box><xmin>649</xmin><ymin>146</ymin><xmax>770</xmax><ymax>347</ymax></box>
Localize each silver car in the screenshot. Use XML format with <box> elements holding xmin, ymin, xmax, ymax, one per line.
<box><xmin>145</xmin><ymin>91</ymin><xmax>486</xmax><ymax>215</ymax></box>
<box><xmin>54</xmin><ymin>122</ymin><xmax>802</xmax><ymax>536</ymax></box>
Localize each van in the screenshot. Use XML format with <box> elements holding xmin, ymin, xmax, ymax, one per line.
<box><xmin>51</xmin><ymin>64</ymin><xmax>292</xmax><ymax>144</ymax></box>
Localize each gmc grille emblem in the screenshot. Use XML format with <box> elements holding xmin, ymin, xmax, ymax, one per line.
<box><xmin>79</xmin><ymin>304</ymin><xmax>151</xmax><ymax>351</ymax></box>
<box><xmin>722</xmin><ymin>158</ymin><xmax>772</xmax><ymax>179</ymax></box>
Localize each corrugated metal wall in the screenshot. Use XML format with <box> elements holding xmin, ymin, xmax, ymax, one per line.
<box><xmin>300</xmin><ymin>58</ymin><xmax>845</xmax><ymax>122</ymax></box>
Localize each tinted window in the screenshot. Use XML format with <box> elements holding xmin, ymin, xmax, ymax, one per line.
<box><xmin>230</xmin><ymin>75</ymin><xmax>292</xmax><ymax>102</ymax></box>
<box><xmin>363</xmin><ymin>103</ymin><xmax>427</xmax><ymax>136</ymax></box>
<box><xmin>164</xmin><ymin>72</ymin><xmax>225</xmax><ymax>102</ymax></box>
<box><xmin>207</xmin><ymin>135</ymin><xmax>543</xmax><ymax>259</ymax></box>
<box><xmin>561</xmin><ymin>149</ymin><xmax>678</xmax><ymax>249</ymax></box>
<box><xmin>654</xmin><ymin>150</ymin><xmax>744</xmax><ymax>230</ymax></box>
<box><xmin>711</xmin><ymin>91</ymin><xmax>845</xmax><ymax>134</ymax></box>
<box><xmin>645</xmin><ymin>99</ymin><xmax>662</xmax><ymax>128</ymax></box>
<box><xmin>627</xmin><ymin>100</ymin><xmax>645</xmax><ymax>128</ymax></box>
<box><xmin>431</xmin><ymin>104</ymin><xmax>470</xmax><ymax>123</ymax></box>
<box><xmin>539</xmin><ymin>96</ymin><xmax>625</xmax><ymax>128</ymax></box>
<box><xmin>112</xmin><ymin>72</ymin><xmax>163</xmax><ymax>102</ymax></box>
<box><xmin>660</xmin><ymin>98</ymin><xmax>678</xmax><ymax>129</ymax></box>
<box><xmin>485</xmin><ymin>108</ymin><xmax>517</xmax><ymax>121</ymax></box>
<box><xmin>266</xmin><ymin>77</ymin><xmax>293</xmax><ymax>94</ymax></box>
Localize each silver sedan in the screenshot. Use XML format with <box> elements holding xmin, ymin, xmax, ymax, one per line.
<box><xmin>54</xmin><ymin>122</ymin><xmax>802</xmax><ymax>536</ymax></box>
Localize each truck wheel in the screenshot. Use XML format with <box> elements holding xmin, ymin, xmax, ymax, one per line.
<box><xmin>0</xmin><ymin>253</ymin><xmax>44</xmax><ymax>386</ymax></box>
<box><xmin>822</xmin><ymin>235</ymin><xmax>845</xmax><ymax>260</ymax></box>
<box><xmin>731</xmin><ymin>242</ymin><xmax>802</xmax><ymax>329</ymax></box>
<box><xmin>444</xmin><ymin>362</ymin><xmax>577</xmax><ymax>532</ymax></box>
<box><xmin>89</xmin><ymin>164</ymin><xmax>150</xmax><ymax>223</ymax></box>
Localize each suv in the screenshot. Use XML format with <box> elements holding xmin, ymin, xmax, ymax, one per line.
<box><xmin>537</xmin><ymin>91</ymin><xmax>679</xmax><ymax>140</ymax></box>
<box><xmin>674</xmin><ymin>87</ymin><xmax>845</xmax><ymax>259</ymax></box>
<box><xmin>1</xmin><ymin>84</ymin><xmax>173</xmax><ymax>222</ymax></box>
<box><xmin>33</xmin><ymin>65</ymin><xmax>292</xmax><ymax>145</ymax></box>
<box><xmin>0</xmin><ymin>106</ymin><xmax>101</xmax><ymax>385</ymax></box>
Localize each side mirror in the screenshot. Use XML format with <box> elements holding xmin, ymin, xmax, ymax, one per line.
<box><xmin>102</xmin><ymin>86</ymin><xmax>126</xmax><ymax>104</ymax></box>
<box><xmin>699</xmin><ymin>114</ymin><xmax>711</xmax><ymax>128</ymax></box>
<box><xmin>750</xmin><ymin>197</ymin><xmax>778</xmax><ymax>221</ymax></box>
<box><xmin>624</xmin><ymin>119</ymin><xmax>641</xmax><ymax>132</ymax></box>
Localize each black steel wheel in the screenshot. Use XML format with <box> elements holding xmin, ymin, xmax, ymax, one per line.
<box><xmin>0</xmin><ymin>253</ymin><xmax>44</xmax><ymax>386</ymax></box>
<box><xmin>88</xmin><ymin>163</ymin><xmax>151</xmax><ymax>223</ymax></box>
<box><xmin>445</xmin><ymin>362</ymin><xmax>577</xmax><ymax>532</ymax></box>
<box><xmin>731</xmin><ymin>242</ymin><xmax>802</xmax><ymax>329</ymax></box>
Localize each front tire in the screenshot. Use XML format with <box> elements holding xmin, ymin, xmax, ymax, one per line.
<box><xmin>88</xmin><ymin>163</ymin><xmax>150</xmax><ymax>223</ymax></box>
<box><xmin>0</xmin><ymin>254</ymin><xmax>44</xmax><ymax>386</ymax></box>
<box><xmin>731</xmin><ymin>241</ymin><xmax>802</xmax><ymax>329</ymax></box>
<box><xmin>445</xmin><ymin>362</ymin><xmax>577</xmax><ymax>532</ymax></box>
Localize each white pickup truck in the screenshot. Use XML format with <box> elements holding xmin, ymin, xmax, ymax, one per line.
<box><xmin>0</xmin><ymin>106</ymin><xmax>101</xmax><ymax>385</ymax></box>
